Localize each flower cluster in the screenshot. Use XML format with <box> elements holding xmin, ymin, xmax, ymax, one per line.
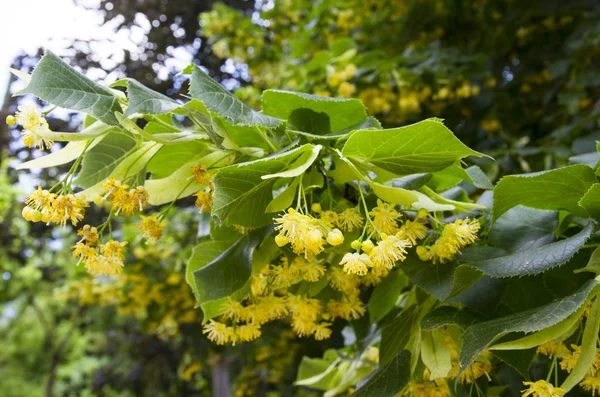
<box><xmin>417</xmin><ymin>218</ymin><xmax>480</xmax><ymax>263</ymax></box>
<box><xmin>192</xmin><ymin>164</ymin><xmax>215</xmax><ymax>213</ymax></box>
<box><xmin>8</xmin><ymin>104</ymin><xmax>54</xmax><ymax>150</ymax></box>
<box><xmin>100</xmin><ymin>177</ymin><xmax>149</xmax><ymax>216</ymax></box>
<box><xmin>23</xmin><ymin>186</ymin><xmax>87</xmax><ymax>226</ymax></box>
<box><xmin>72</xmin><ymin>227</ymin><xmax>128</xmax><ymax>277</ymax></box>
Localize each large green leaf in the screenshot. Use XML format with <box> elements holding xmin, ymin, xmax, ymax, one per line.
<box><xmin>421</xmin><ymin>306</ymin><xmax>478</xmax><ymax>330</ymax></box>
<box><xmin>262</xmin><ymin>90</ymin><xmax>367</xmax><ymax>133</ymax></box>
<box><xmin>212</xmin><ymin>144</ymin><xmax>319</xmax><ymax>227</ymax></box>
<box><xmin>188</xmin><ymin>64</ymin><xmax>282</xmax><ymax>128</ymax></box>
<box><xmin>368</xmin><ymin>270</ymin><xmax>409</xmax><ymax>323</ymax></box>
<box><xmin>350</xmin><ymin>351</ymin><xmax>411</xmax><ymax>397</ymax></box>
<box><xmin>459</xmin><ymin>279</ymin><xmax>598</xmax><ymax>370</ymax></box>
<box><xmin>492</xmin><ymin>164</ymin><xmax>597</xmax><ymax>221</ymax></box>
<box><xmin>191</xmin><ymin>232</ymin><xmax>262</xmax><ymax>304</ymax></box>
<box><xmin>146</xmin><ymin>141</ymin><xmax>208</xmax><ymax>179</ymax></box>
<box><xmin>112</xmin><ymin>78</ymin><xmax>180</xmax><ymax>117</ymax></box>
<box><xmin>421</xmin><ymin>329</ymin><xmax>452</xmax><ymax>379</ymax></box>
<box><xmin>342</xmin><ymin>119</ymin><xmax>483</xmax><ymax>176</ymax></box>
<box><xmin>17</xmin><ymin>52</ymin><xmax>121</xmax><ymax>125</ymax></box>
<box><xmin>74</xmin><ymin>129</ymin><xmax>137</xmax><ymax>188</ymax></box>
<box><xmin>488</xmin><ymin>206</ymin><xmax>558</xmax><ymax>253</ymax></box>
<box><xmin>380</xmin><ymin>305</ymin><xmax>421</xmax><ymax>365</ymax></box>
<box><xmin>579</xmin><ymin>183</ymin><xmax>600</xmax><ymax>222</ymax></box>
<box><xmin>463</xmin><ymin>223</ymin><xmax>593</xmax><ymax>277</ymax></box>
<box><xmin>186</xmin><ymin>241</ymin><xmax>232</xmax><ymax>302</ymax></box>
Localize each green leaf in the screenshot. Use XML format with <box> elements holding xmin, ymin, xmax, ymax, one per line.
<box><xmin>488</xmin><ymin>206</ymin><xmax>558</xmax><ymax>253</ymax></box>
<box><xmin>16</xmin><ymin>139</ymin><xmax>102</xmax><ymax>170</ymax></box>
<box><xmin>265</xmin><ymin>179</ymin><xmax>300</xmax><ymax>213</ymax></box>
<box><xmin>575</xmin><ymin>247</ymin><xmax>600</xmax><ymax>275</ymax></box>
<box><xmin>186</xmin><ymin>241</ymin><xmax>232</xmax><ymax>302</ymax></box>
<box><xmin>74</xmin><ymin>129</ymin><xmax>137</xmax><ymax>188</ymax></box>
<box><xmin>490</xmin><ymin>303</ymin><xmax>585</xmax><ymax>350</ymax></box>
<box><xmin>342</xmin><ymin>119</ymin><xmax>483</xmax><ymax>177</ymax></box>
<box><xmin>561</xmin><ymin>297</ymin><xmax>600</xmax><ymax>393</ymax></box>
<box><xmin>421</xmin><ymin>306</ymin><xmax>478</xmax><ymax>330</ymax></box>
<box><xmin>380</xmin><ymin>306</ymin><xmax>420</xmax><ymax>365</ymax></box>
<box><xmin>459</xmin><ymin>279</ymin><xmax>598</xmax><ymax>371</ymax></box>
<box><xmin>493</xmin><ymin>349</ymin><xmax>536</xmax><ymax>380</ymax></box>
<box><xmin>192</xmin><ymin>232</ymin><xmax>263</xmax><ymax>304</ymax></box>
<box><xmin>369</xmin><ymin>182</ymin><xmax>418</xmax><ymax>208</ymax></box>
<box><xmin>17</xmin><ymin>52</ymin><xmax>121</xmax><ymax>125</ymax></box>
<box><xmin>262</xmin><ymin>90</ymin><xmax>367</xmax><ymax>133</ymax></box>
<box><xmin>32</xmin><ymin>120</ymin><xmax>117</xmax><ymax>142</ymax></box>
<box><xmin>368</xmin><ymin>270</ymin><xmax>409</xmax><ymax>323</ymax></box>
<box><xmin>288</xmin><ymin>108</ymin><xmax>331</xmax><ymax>135</ymax></box>
<box><xmin>350</xmin><ymin>351</ymin><xmax>411</xmax><ymax>397</ymax></box>
<box><xmin>446</xmin><ymin>265</ymin><xmax>484</xmax><ymax>300</ymax></box>
<box><xmin>188</xmin><ymin>64</ymin><xmax>282</xmax><ymax>128</ymax></box>
<box><xmin>466</xmin><ymin>166</ymin><xmax>494</xmax><ymax>190</ymax></box>
<box><xmin>212</xmin><ymin>144</ymin><xmax>319</xmax><ymax>227</ymax></box>
<box><xmin>464</xmin><ymin>223</ymin><xmax>594</xmax><ymax>277</ymax></box>
<box><xmin>262</xmin><ymin>145</ymin><xmax>322</xmax><ymax>179</ymax></box>
<box><xmin>421</xmin><ymin>329</ymin><xmax>453</xmax><ymax>379</ymax></box>
<box><xmin>295</xmin><ymin>357</ymin><xmax>338</xmax><ymax>390</ymax></box>
<box><xmin>492</xmin><ymin>164</ymin><xmax>597</xmax><ymax>221</ymax></box>
<box><xmin>113</xmin><ymin>78</ymin><xmax>180</xmax><ymax>117</ymax></box>
<box><xmin>212</xmin><ymin>113</ymin><xmax>273</xmax><ymax>154</ymax></box>
<box><xmin>146</xmin><ymin>141</ymin><xmax>208</xmax><ymax>179</ymax></box>
<box><xmin>579</xmin><ymin>183</ymin><xmax>600</xmax><ymax>222</ymax></box>
<box><xmin>77</xmin><ymin>142</ymin><xmax>163</xmax><ymax>201</ymax></box>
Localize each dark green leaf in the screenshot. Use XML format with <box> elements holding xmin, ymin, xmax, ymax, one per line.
<box><xmin>459</xmin><ymin>279</ymin><xmax>598</xmax><ymax>370</ymax></box>
<box><xmin>579</xmin><ymin>183</ymin><xmax>600</xmax><ymax>222</ymax></box>
<box><xmin>342</xmin><ymin>119</ymin><xmax>483</xmax><ymax>177</ymax></box>
<box><xmin>421</xmin><ymin>306</ymin><xmax>478</xmax><ymax>330</ymax></box>
<box><xmin>351</xmin><ymin>351</ymin><xmax>411</xmax><ymax>397</ymax></box>
<box><xmin>116</xmin><ymin>78</ymin><xmax>180</xmax><ymax>117</ymax></box>
<box><xmin>488</xmin><ymin>206</ymin><xmax>558</xmax><ymax>253</ymax></box>
<box><xmin>368</xmin><ymin>270</ymin><xmax>409</xmax><ymax>323</ymax></box>
<box><xmin>18</xmin><ymin>52</ymin><xmax>121</xmax><ymax>125</ymax></box>
<box><xmin>492</xmin><ymin>165</ymin><xmax>597</xmax><ymax>221</ymax></box>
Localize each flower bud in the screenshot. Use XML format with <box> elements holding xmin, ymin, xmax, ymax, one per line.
<box><xmin>6</xmin><ymin>115</ymin><xmax>16</xmax><ymax>126</ymax></box>
<box><xmin>274</xmin><ymin>234</ymin><xmax>288</xmax><ymax>247</ymax></box>
<box><xmin>311</xmin><ymin>203</ymin><xmax>322</xmax><ymax>213</ymax></box>
<box><xmin>350</xmin><ymin>240</ymin><xmax>362</xmax><ymax>250</ymax></box>
<box><xmin>361</xmin><ymin>239</ymin><xmax>374</xmax><ymax>253</ymax></box>
<box><xmin>327</xmin><ymin>229</ymin><xmax>344</xmax><ymax>246</ymax></box>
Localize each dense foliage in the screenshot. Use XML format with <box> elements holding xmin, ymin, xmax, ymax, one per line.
<box><xmin>4</xmin><ymin>46</ymin><xmax>600</xmax><ymax>397</ymax></box>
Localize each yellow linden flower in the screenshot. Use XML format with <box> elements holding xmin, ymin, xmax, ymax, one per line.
<box><xmin>291</xmin><ymin>315</ymin><xmax>317</xmax><ymax>337</ymax></box>
<box><xmin>221</xmin><ymin>298</ymin><xmax>246</xmax><ymax>322</ymax></box>
<box><xmin>203</xmin><ymin>320</ymin><xmax>235</xmax><ymax>345</ymax></box>
<box><xmin>521</xmin><ymin>380</ymin><xmax>565</xmax><ymax>397</ymax></box>
<box><xmin>459</xmin><ymin>360</ymin><xmax>492</xmax><ymax>384</ymax></box>
<box><xmin>287</xmin><ymin>295</ymin><xmax>321</xmax><ymax>322</ymax></box>
<box><xmin>77</xmin><ymin>225</ymin><xmax>99</xmax><ymax>245</ymax></box>
<box><xmin>192</xmin><ymin>164</ymin><xmax>213</xmax><ymax>186</ymax></box>
<box><xmin>337</xmin><ymin>207</ymin><xmax>364</xmax><ymax>232</ymax></box>
<box><xmin>369</xmin><ymin>200</ymin><xmax>401</xmax><ymax>234</ymax></box>
<box><xmin>293</xmin><ymin>257</ymin><xmax>326</xmax><ymax>282</ymax></box>
<box><xmin>270</xmin><ymin>258</ymin><xmax>300</xmax><ymax>288</ymax></box>
<box><xmin>15</xmin><ymin>104</ymin><xmax>44</xmax><ymax>130</ymax></box>
<box><xmin>360</xmin><ymin>273</ymin><xmax>382</xmax><ymax>287</ymax></box>
<box><xmin>416</xmin><ymin>245</ymin><xmax>433</xmax><ymax>261</ymax></box>
<box><xmin>139</xmin><ymin>215</ymin><xmax>165</xmax><ymax>242</ymax></box>
<box><xmin>25</xmin><ymin>185</ymin><xmax>56</xmax><ymax>212</ymax></box>
<box><xmin>251</xmin><ymin>266</ymin><xmax>269</xmax><ymax>296</ymax></box>
<box><xmin>72</xmin><ymin>242</ymin><xmax>98</xmax><ymax>263</ymax></box>
<box><xmin>313</xmin><ymin>322</ymin><xmax>332</xmax><ymax>341</ymax></box>
<box><xmin>560</xmin><ymin>345</ymin><xmax>581</xmax><ymax>373</ymax></box>
<box><xmin>369</xmin><ymin>234</ymin><xmax>410</xmax><ymax>271</ymax></box>
<box><xmin>21</xmin><ymin>121</ymin><xmax>54</xmax><ymax>150</ymax></box>
<box><xmin>431</xmin><ymin>218</ymin><xmax>480</xmax><ymax>263</ymax></box>
<box><xmin>255</xmin><ymin>296</ymin><xmax>289</xmax><ymax>321</ymax></box>
<box><xmin>319</xmin><ymin>210</ymin><xmax>339</xmax><ymax>229</ymax></box>
<box><xmin>237</xmin><ymin>323</ymin><xmax>261</xmax><ymax>342</ymax></box>
<box><xmin>275</xmin><ymin>208</ymin><xmax>326</xmax><ymax>258</ymax></box>
<box><xmin>327</xmin><ymin>228</ymin><xmax>344</xmax><ymax>246</ymax></box>
<box><xmin>50</xmin><ymin>194</ymin><xmax>88</xmax><ymax>226</ymax></box>
<box><xmin>327</xmin><ymin>295</ymin><xmax>365</xmax><ymax>320</ymax></box>
<box><xmin>581</xmin><ymin>375</ymin><xmax>600</xmax><ymax>396</ymax></box>
<box><xmin>84</xmin><ymin>244</ymin><xmax>126</xmax><ymax>277</ymax></box>
<box><xmin>194</xmin><ymin>190</ymin><xmax>213</xmax><ymax>213</ymax></box>
<box><xmin>397</xmin><ymin>219</ymin><xmax>428</xmax><ymax>246</ymax></box>
<box><xmin>328</xmin><ymin>266</ymin><xmax>360</xmax><ymax>293</ymax></box>
<box><xmin>537</xmin><ymin>341</ymin><xmax>570</xmax><ymax>359</ymax></box>
<box><xmin>338</xmin><ymin>82</ymin><xmax>356</xmax><ymax>98</ymax></box>
<box><xmin>129</xmin><ymin>186</ymin><xmax>149</xmax><ymax>213</ymax></box>
<box><xmin>339</xmin><ymin>252</ymin><xmax>372</xmax><ymax>276</ymax></box>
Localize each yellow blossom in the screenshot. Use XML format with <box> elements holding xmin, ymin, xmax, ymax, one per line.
<box><xmin>327</xmin><ymin>228</ymin><xmax>344</xmax><ymax>246</ymax></box>
<box><xmin>459</xmin><ymin>360</ymin><xmax>492</xmax><ymax>384</ymax></box>
<box><xmin>287</xmin><ymin>295</ymin><xmax>321</xmax><ymax>322</ymax></box>
<box><xmin>521</xmin><ymin>380</ymin><xmax>564</xmax><ymax>397</ymax></box>
<box><xmin>337</xmin><ymin>207</ymin><xmax>364</xmax><ymax>231</ymax></box>
<box><xmin>192</xmin><ymin>164</ymin><xmax>213</xmax><ymax>186</ymax></box>
<box><xmin>319</xmin><ymin>210</ymin><xmax>339</xmax><ymax>229</ymax></box>
<box><xmin>537</xmin><ymin>341</ymin><xmax>570</xmax><ymax>359</ymax></box>
<box><xmin>397</xmin><ymin>219</ymin><xmax>427</xmax><ymax>246</ymax></box>
<box><xmin>313</xmin><ymin>322</ymin><xmax>332</xmax><ymax>340</ymax></box>
<box><xmin>203</xmin><ymin>320</ymin><xmax>235</xmax><ymax>345</ymax></box>
<box><xmin>77</xmin><ymin>225</ymin><xmax>99</xmax><ymax>245</ymax></box>
<box><xmin>560</xmin><ymin>345</ymin><xmax>581</xmax><ymax>373</ymax></box>
<box><xmin>369</xmin><ymin>200</ymin><xmax>401</xmax><ymax>234</ymax></box>
<box><xmin>237</xmin><ymin>323</ymin><xmax>261</xmax><ymax>342</ymax></box>
<box><xmin>221</xmin><ymin>298</ymin><xmax>246</xmax><ymax>322</ymax></box>
<box><xmin>329</xmin><ymin>266</ymin><xmax>360</xmax><ymax>292</ymax></box>
<box><xmin>270</xmin><ymin>258</ymin><xmax>300</xmax><ymax>288</ymax></box>
<box><xmin>327</xmin><ymin>295</ymin><xmax>365</xmax><ymax>320</ymax></box>
<box><xmin>581</xmin><ymin>375</ymin><xmax>600</xmax><ymax>396</ymax></box>
<box><xmin>339</xmin><ymin>252</ymin><xmax>372</xmax><ymax>276</ymax></box>
<box><xmin>50</xmin><ymin>194</ymin><xmax>88</xmax><ymax>226</ymax></box>
<box><xmin>369</xmin><ymin>234</ymin><xmax>410</xmax><ymax>271</ymax></box>
<box><xmin>194</xmin><ymin>190</ymin><xmax>213</xmax><ymax>212</ymax></box>
<box><xmin>25</xmin><ymin>185</ymin><xmax>55</xmax><ymax>212</ymax></box>
<box><xmin>293</xmin><ymin>257</ymin><xmax>326</xmax><ymax>282</ymax></box>
<box><xmin>431</xmin><ymin>218</ymin><xmax>480</xmax><ymax>263</ymax></box>
<box><xmin>15</xmin><ymin>104</ymin><xmax>44</xmax><ymax>130</ymax></box>
<box><xmin>21</xmin><ymin>122</ymin><xmax>54</xmax><ymax>150</ymax></box>
<box><xmin>139</xmin><ymin>215</ymin><xmax>165</xmax><ymax>242</ymax></box>
<box><xmin>338</xmin><ymin>82</ymin><xmax>356</xmax><ymax>98</ymax></box>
